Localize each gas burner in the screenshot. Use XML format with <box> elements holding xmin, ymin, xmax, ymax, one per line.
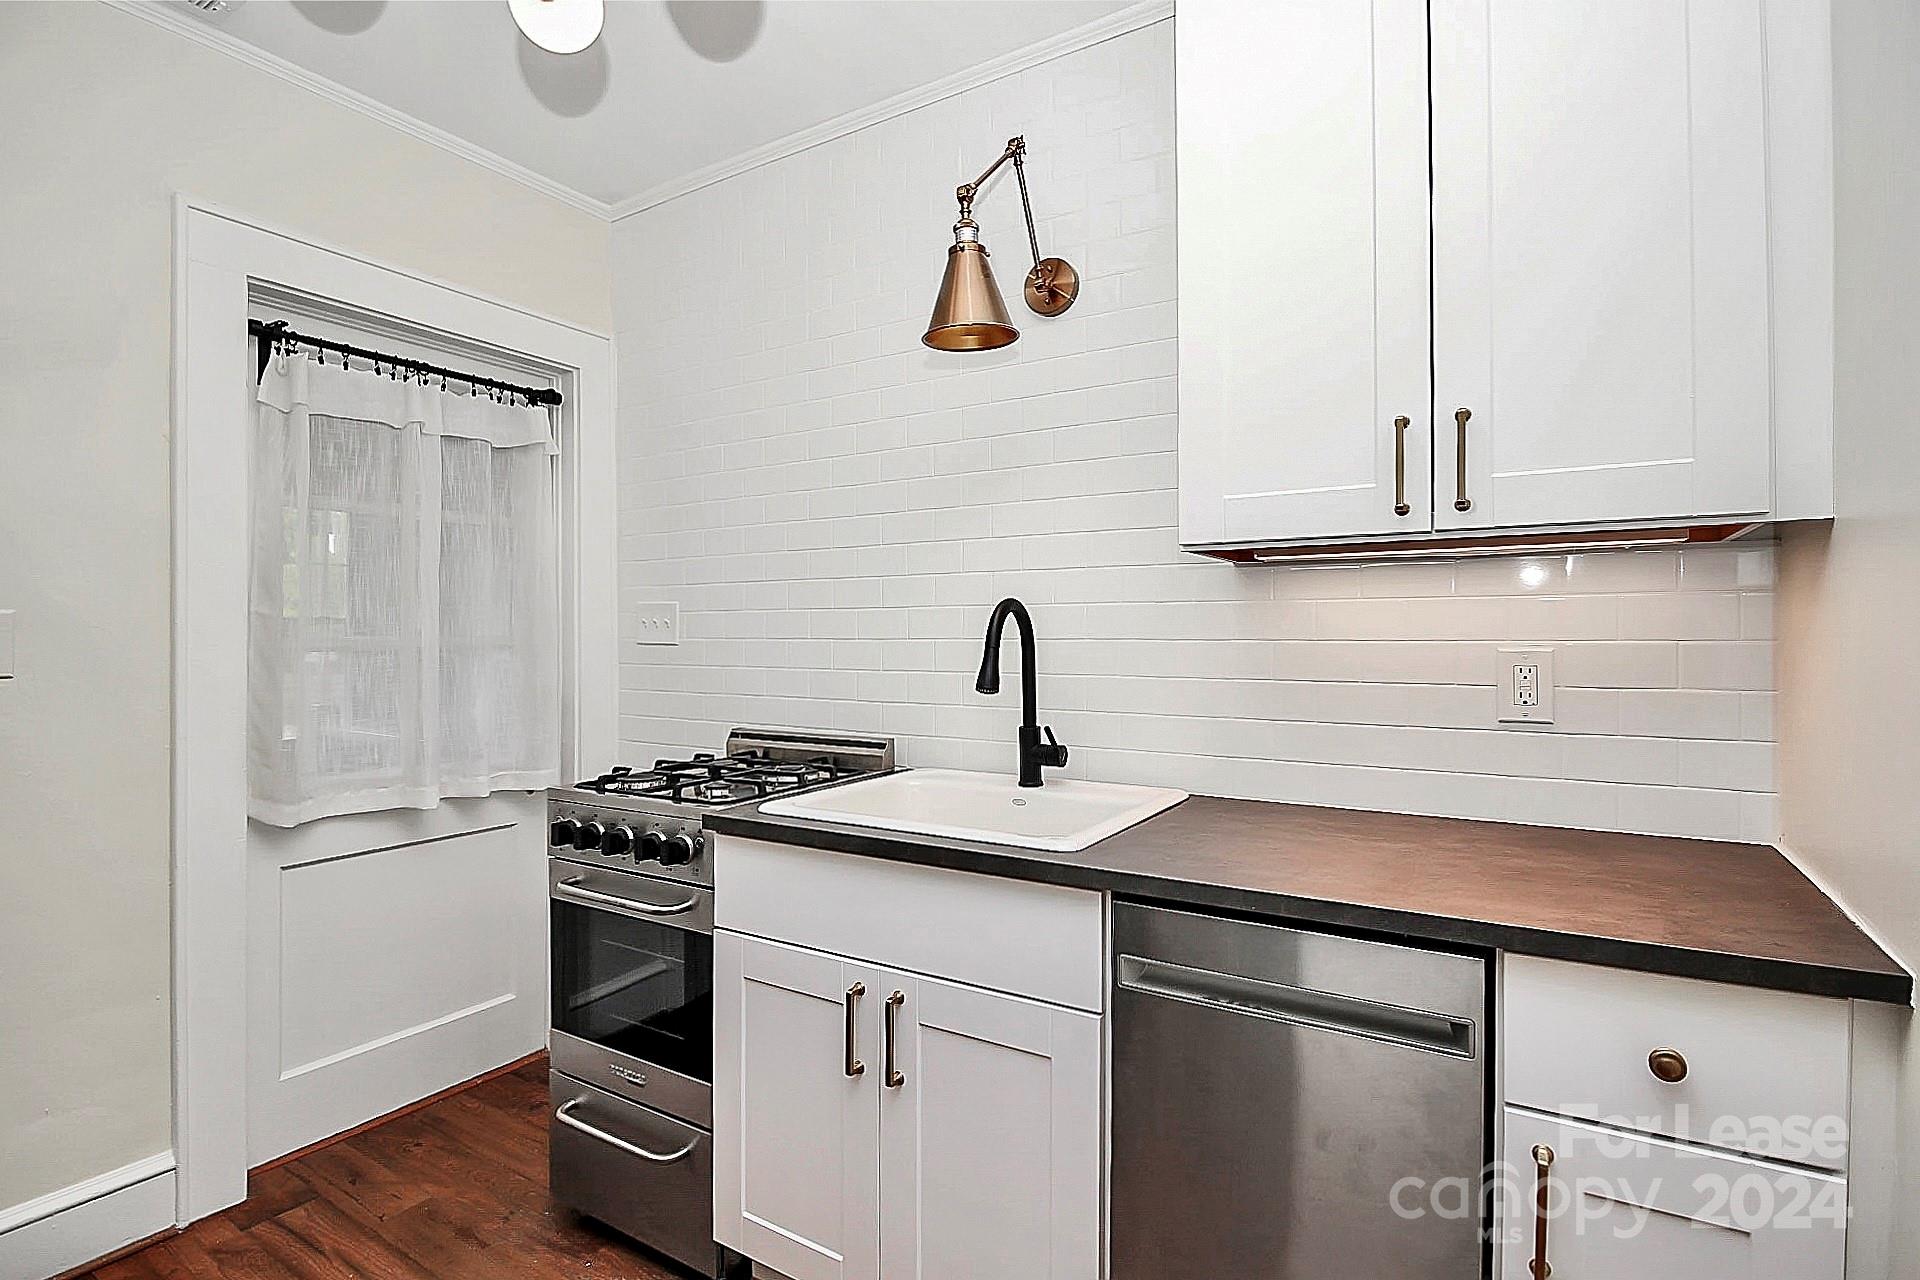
<box><xmin>681</xmin><ymin>779</ymin><xmax>764</xmax><ymax>806</ymax></box>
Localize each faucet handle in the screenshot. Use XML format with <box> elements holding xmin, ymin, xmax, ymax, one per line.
<box><xmin>1039</xmin><ymin>725</ymin><xmax>1070</xmax><ymax>769</ymax></box>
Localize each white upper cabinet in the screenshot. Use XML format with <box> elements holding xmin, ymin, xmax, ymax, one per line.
<box><xmin>1176</xmin><ymin>0</ymin><xmax>1433</xmax><ymax>546</ymax></box>
<box><xmin>1177</xmin><ymin>0</ymin><xmax>1835</xmax><ymax>551</ymax></box>
<box><xmin>1431</xmin><ymin>0</ymin><xmax>1771</xmax><ymax>530</ymax></box>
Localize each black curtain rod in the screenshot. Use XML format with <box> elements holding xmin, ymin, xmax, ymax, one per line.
<box><xmin>249</xmin><ymin>319</ymin><xmax>563</xmax><ymax>407</ymax></box>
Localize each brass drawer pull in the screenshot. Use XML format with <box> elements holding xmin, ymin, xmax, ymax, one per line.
<box><xmin>1529</xmin><ymin>1143</ymin><xmax>1555</xmax><ymax>1279</ymax></box>
<box><xmin>884</xmin><ymin>990</ymin><xmax>906</xmax><ymax>1089</ymax></box>
<box><xmin>844</xmin><ymin>982</ymin><xmax>866</xmax><ymax>1078</ymax></box>
<box><xmin>1393</xmin><ymin>415</ymin><xmax>1412</xmax><ymax>516</ymax></box>
<box><xmin>1453</xmin><ymin>407</ymin><xmax>1473</xmax><ymax>512</ymax></box>
<box><xmin>1648</xmin><ymin>1047</ymin><xmax>1689</xmax><ymax>1083</ymax></box>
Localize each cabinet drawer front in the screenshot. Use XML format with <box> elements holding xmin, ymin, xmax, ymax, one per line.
<box><xmin>1504</xmin><ymin>956</ymin><xmax>1850</xmax><ymax>1169</ymax></box>
<box><xmin>714</xmin><ymin>837</ymin><xmax>1104</xmax><ymax>1012</ymax></box>
<box><xmin>1499</xmin><ymin>1109</ymin><xmax>1846</xmax><ymax>1280</ymax></box>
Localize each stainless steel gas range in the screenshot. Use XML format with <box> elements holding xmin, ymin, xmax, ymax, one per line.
<box><xmin>546</xmin><ymin>728</ymin><xmax>894</xmax><ymax>1278</ymax></box>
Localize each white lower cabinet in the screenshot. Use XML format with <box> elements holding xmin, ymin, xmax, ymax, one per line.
<box><xmin>878</xmin><ymin>974</ymin><xmax>1102</xmax><ymax>1280</ymax></box>
<box><xmin>714</xmin><ymin>932</ymin><xmax>879</xmax><ymax>1280</ymax></box>
<box><xmin>1501</xmin><ymin>1110</ymin><xmax>1846</xmax><ymax>1280</ymax></box>
<box><xmin>715</xmin><ymin>929</ymin><xmax>1102</xmax><ymax>1280</ymax></box>
<box><xmin>1497</xmin><ymin>957</ymin><xmax>1860</xmax><ymax>1279</ymax></box>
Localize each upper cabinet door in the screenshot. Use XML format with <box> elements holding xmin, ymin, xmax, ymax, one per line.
<box><xmin>1431</xmin><ymin>0</ymin><xmax>1774</xmax><ymax>530</ymax></box>
<box><xmin>1177</xmin><ymin>0</ymin><xmax>1433</xmax><ymax>546</ymax></box>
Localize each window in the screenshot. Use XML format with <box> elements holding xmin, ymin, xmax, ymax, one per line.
<box><xmin>248</xmin><ymin>348</ymin><xmax>559</xmax><ymax>826</ymax></box>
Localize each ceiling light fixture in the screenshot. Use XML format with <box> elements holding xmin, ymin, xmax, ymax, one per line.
<box><xmin>922</xmin><ymin>136</ymin><xmax>1079</xmax><ymax>352</ymax></box>
<box><xmin>508</xmin><ymin>0</ymin><xmax>605</xmax><ymax>55</ymax></box>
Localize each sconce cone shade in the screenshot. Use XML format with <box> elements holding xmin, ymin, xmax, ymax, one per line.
<box><xmin>923</xmin><ymin>237</ymin><xmax>1018</xmax><ymax>351</ymax></box>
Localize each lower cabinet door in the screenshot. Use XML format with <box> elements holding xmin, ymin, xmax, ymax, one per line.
<box><xmin>715</xmin><ymin>931</ymin><xmax>880</xmax><ymax>1280</ymax></box>
<box><xmin>877</xmin><ymin>973</ymin><xmax>1102</xmax><ymax>1280</ymax></box>
<box><xmin>1501</xmin><ymin>1110</ymin><xmax>1846</xmax><ymax>1280</ymax></box>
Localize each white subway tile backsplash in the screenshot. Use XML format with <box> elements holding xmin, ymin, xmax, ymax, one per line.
<box><xmin>612</xmin><ymin>23</ymin><xmax>1776</xmax><ymax>844</ymax></box>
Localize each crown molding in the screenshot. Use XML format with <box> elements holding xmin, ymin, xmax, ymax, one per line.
<box><xmin>99</xmin><ymin>0</ymin><xmax>616</xmax><ymax>218</ymax></box>
<box><xmin>101</xmin><ymin>0</ymin><xmax>1174</xmax><ymax>225</ymax></box>
<box><xmin>608</xmin><ymin>0</ymin><xmax>1174</xmax><ymax>220</ymax></box>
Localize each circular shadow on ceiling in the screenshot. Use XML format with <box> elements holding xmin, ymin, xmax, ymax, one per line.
<box><xmin>290</xmin><ymin>0</ymin><xmax>387</xmax><ymax>36</ymax></box>
<box><xmin>666</xmin><ymin>0</ymin><xmax>765</xmax><ymax>63</ymax></box>
<box><xmin>517</xmin><ymin>32</ymin><xmax>612</xmax><ymax>118</ymax></box>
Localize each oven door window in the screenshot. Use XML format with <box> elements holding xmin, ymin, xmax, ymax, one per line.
<box><xmin>552</xmin><ymin>901</ymin><xmax>712</xmax><ymax>1083</ymax></box>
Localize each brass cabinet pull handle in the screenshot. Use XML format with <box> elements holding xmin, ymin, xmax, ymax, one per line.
<box><xmin>1529</xmin><ymin>1144</ymin><xmax>1554</xmax><ymax>1279</ymax></box>
<box><xmin>1392</xmin><ymin>415</ymin><xmax>1412</xmax><ymax>516</ymax></box>
<box><xmin>844</xmin><ymin>982</ymin><xmax>865</xmax><ymax>1078</ymax></box>
<box><xmin>1453</xmin><ymin>407</ymin><xmax>1473</xmax><ymax>511</ymax></box>
<box><xmin>884</xmin><ymin>990</ymin><xmax>906</xmax><ymax>1089</ymax></box>
<box><xmin>1648</xmin><ymin>1047</ymin><xmax>1689</xmax><ymax>1083</ymax></box>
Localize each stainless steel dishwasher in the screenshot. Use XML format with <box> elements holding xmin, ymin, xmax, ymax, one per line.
<box><xmin>1111</xmin><ymin>902</ymin><xmax>1489</xmax><ymax>1278</ymax></box>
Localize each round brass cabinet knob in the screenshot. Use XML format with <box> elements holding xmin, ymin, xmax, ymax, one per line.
<box><xmin>1648</xmin><ymin>1047</ymin><xmax>1690</xmax><ymax>1084</ymax></box>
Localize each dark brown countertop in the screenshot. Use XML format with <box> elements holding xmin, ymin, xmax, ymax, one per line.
<box><xmin>708</xmin><ymin>792</ymin><xmax>1911</xmax><ymax>1004</ymax></box>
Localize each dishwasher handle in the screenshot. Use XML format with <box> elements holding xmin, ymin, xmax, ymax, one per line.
<box><xmin>1117</xmin><ymin>954</ymin><xmax>1477</xmax><ymax>1059</ymax></box>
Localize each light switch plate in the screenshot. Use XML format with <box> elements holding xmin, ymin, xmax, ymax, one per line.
<box><xmin>1497</xmin><ymin>645</ymin><xmax>1554</xmax><ymax>724</ymax></box>
<box><xmin>0</xmin><ymin>610</ymin><xmax>14</xmax><ymax>678</ymax></box>
<box><xmin>633</xmin><ymin>602</ymin><xmax>680</xmax><ymax>646</ymax></box>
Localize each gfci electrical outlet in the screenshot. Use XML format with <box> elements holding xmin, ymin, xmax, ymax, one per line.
<box><xmin>1497</xmin><ymin>646</ymin><xmax>1554</xmax><ymax>724</ymax></box>
<box><xmin>633</xmin><ymin>602</ymin><xmax>680</xmax><ymax>646</ymax></box>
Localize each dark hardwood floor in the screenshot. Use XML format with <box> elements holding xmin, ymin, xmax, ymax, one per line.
<box><xmin>76</xmin><ymin>1057</ymin><xmax>685</xmax><ymax>1280</ymax></box>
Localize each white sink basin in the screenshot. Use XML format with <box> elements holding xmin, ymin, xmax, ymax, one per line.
<box><xmin>759</xmin><ymin>769</ymin><xmax>1188</xmax><ymax>853</ymax></box>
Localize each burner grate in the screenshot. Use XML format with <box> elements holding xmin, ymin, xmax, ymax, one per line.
<box><xmin>572</xmin><ymin>750</ymin><xmax>857</xmax><ymax>807</ymax></box>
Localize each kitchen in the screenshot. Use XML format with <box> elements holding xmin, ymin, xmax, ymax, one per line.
<box><xmin>2</xmin><ymin>1</ymin><xmax>1917</xmax><ymax>1278</ymax></box>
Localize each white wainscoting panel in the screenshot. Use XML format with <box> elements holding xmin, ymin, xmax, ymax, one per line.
<box><xmin>246</xmin><ymin>793</ymin><xmax>547</xmax><ymax>1165</ymax></box>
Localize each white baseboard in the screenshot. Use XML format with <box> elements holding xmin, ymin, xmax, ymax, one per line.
<box><xmin>0</xmin><ymin>1154</ymin><xmax>176</xmax><ymax>1280</ymax></box>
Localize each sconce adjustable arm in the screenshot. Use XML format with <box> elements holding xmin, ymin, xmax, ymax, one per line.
<box><xmin>956</xmin><ymin>137</ymin><xmax>1044</xmax><ymax>271</ymax></box>
<box><xmin>953</xmin><ymin>136</ymin><xmax>1076</xmax><ymax>314</ymax></box>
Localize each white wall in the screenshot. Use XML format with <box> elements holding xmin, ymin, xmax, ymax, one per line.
<box><xmin>0</xmin><ymin>2</ymin><xmax>608</xmax><ymax>1213</ymax></box>
<box><xmin>1777</xmin><ymin>0</ymin><xmax>1920</xmax><ymax>1259</ymax></box>
<box><xmin>612</xmin><ymin>21</ymin><xmax>1777</xmax><ymax>844</ymax></box>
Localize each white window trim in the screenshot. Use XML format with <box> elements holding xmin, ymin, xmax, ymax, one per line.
<box><xmin>171</xmin><ymin>196</ymin><xmax>617</xmax><ymax>1224</ymax></box>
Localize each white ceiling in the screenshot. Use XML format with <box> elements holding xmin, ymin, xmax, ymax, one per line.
<box><xmin>169</xmin><ymin>0</ymin><xmax>1139</xmax><ymax>212</ymax></box>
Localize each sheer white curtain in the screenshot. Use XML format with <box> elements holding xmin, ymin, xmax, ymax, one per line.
<box><xmin>249</xmin><ymin>349</ymin><xmax>560</xmax><ymax>826</ymax></box>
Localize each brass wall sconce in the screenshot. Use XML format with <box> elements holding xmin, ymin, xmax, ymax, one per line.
<box><xmin>922</xmin><ymin>136</ymin><xmax>1080</xmax><ymax>352</ymax></box>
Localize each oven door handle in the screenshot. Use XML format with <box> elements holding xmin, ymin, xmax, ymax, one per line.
<box><xmin>554</xmin><ymin>1098</ymin><xmax>700</xmax><ymax>1164</ymax></box>
<box><xmin>553</xmin><ymin>877</ymin><xmax>702</xmax><ymax>917</ymax></box>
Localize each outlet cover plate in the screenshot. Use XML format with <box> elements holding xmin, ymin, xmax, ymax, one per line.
<box><xmin>1497</xmin><ymin>645</ymin><xmax>1554</xmax><ymax>724</ymax></box>
<box><xmin>633</xmin><ymin>601</ymin><xmax>679</xmax><ymax>646</ymax></box>
<box><xmin>0</xmin><ymin>610</ymin><xmax>13</xmax><ymax>678</ymax></box>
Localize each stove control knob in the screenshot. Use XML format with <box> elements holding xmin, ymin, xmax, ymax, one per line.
<box><xmin>637</xmin><ymin>829</ymin><xmax>666</xmax><ymax>862</ymax></box>
<box><xmin>602</xmin><ymin>825</ymin><xmax>635</xmax><ymax>858</ymax></box>
<box><xmin>548</xmin><ymin>817</ymin><xmax>579</xmax><ymax>848</ymax></box>
<box><xmin>572</xmin><ymin>821</ymin><xmax>605</xmax><ymax>852</ymax></box>
<box><xmin>660</xmin><ymin>832</ymin><xmax>698</xmax><ymax>867</ymax></box>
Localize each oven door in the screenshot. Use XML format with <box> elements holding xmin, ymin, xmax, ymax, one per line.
<box><xmin>549</xmin><ymin>860</ymin><xmax>714</xmax><ymax>1126</ymax></box>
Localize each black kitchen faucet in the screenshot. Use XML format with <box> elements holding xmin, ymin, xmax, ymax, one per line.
<box><xmin>974</xmin><ymin>597</ymin><xmax>1070</xmax><ymax>787</ymax></box>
